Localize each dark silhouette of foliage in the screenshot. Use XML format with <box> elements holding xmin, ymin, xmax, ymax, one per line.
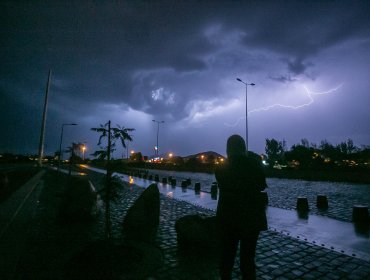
<box><xmin>265</xmin><ymin>138</ymin><xmax>286</xmax><ymax>166</ymax></box>
<box><xmin>285</xmin><ymin>144</ymin><xmax>315</xmax><ymax>168</ymax></box>
<box><xmin>91</xmin><ymin>121</ymin><xmax>134</xmax><ymax>239</ymax></box>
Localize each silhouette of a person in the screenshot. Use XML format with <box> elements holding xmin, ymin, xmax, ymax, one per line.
<box><xmin>215</xmin><ymin>135</ymin><xmax>267</xmax><ymax>280</ymax></box>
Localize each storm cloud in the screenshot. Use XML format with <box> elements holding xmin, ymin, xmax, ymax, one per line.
<box><xmin>1</xmin><ymin>0</ymin><xmax>369</xmax><ymax>156</ymax></box>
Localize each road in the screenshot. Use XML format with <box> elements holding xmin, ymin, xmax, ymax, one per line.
<box><xmin>0</xmin><ymin>168</ymin><xmax>45</xmax><ymax>279</ymax></box>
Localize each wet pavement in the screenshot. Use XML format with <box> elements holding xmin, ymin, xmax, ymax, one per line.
<box><xmin>80</xmin><ymin>165</ymin><xmax>370</xmax><ymax>262</ymax></box>
<box><xmin>137</xmin><ymin>167</ymin><xmax>370</xmax><ymax>223</ymax></box>
<box><xmin>8</xmin><ymin>166</ymin><xmax>370</xmax><ymax>279</ymax></box>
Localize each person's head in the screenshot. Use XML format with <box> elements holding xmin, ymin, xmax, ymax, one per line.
<box><xmin>226</xmin><ymin>134</ymin><xmax>246</xmax><ymax>159</ymax></box>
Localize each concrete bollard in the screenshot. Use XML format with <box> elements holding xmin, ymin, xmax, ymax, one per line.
<box><xmin>186</xmin><ymin>178</ymin><xmax>191</xmax><ymax>186</ymax></box>
<box><xmin>211</xmin><ymin>182</ymin><xmax>218</xmax><ymax>200</ymax></box>
<box><xmin>296</xmin><ymin>197</ymin><xmax>309</xmax><ymax>212</ymax></box>
<box><xmin>154</xmin><ymin>175</ymin><xmax>159</xmax><ymax>182</ymax></box>
<box><xmin>162</xmin><ymin>177</ymin><xmax>168</xmax><ymax>184</ymax></box>
<box><xmin>317</xmin><ymin>195</ymin><xmax>328</xmax><ymax>209</ymax></box>
<box><xmin>181</xmin><ymin>180</ymin><xmax>188</xmax><ymax>188</ymax></box>
<box><xmin>211</xmin><ymin>183</ymin><xmax>218</xmax><ymax>200</ymax></box>
<box><xmin>171</xmin><ymin>179</ymin><xmax>177</xmax><ymax>187</ymax></box>
<box><xmin>194</xmin><ymin>182</ymin><xmax>201</xmax><ymax>193</ymax></box>
<box><xmin>260</xmin><ymin>191</ymin><xmax>268</xmax><ymax>207</ymax></box>
<box><xmin>352</xmin><ymin>205</ymin><xmax>369</xmax><ymax>224</ymax></box>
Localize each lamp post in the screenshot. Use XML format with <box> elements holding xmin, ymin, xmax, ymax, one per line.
<box><xmin>236</xmin><ymin>78</ymin><xmax>255</xmax><ymax>153</ymax></box>
<box><xmin>82</xmin><ymin>145</ymin><xmax>86</xmax><ymax>161</ymax></box>
<box><xmin>152</xmin><ymin>120</ymin><xmax>164</xmax><ymax>157</ymax></box>
<box><xmin>57</xmin><ymin>123</ymin><xmax>77</xmax><ymax>172</ymax></box>
<box><xmin>37</xmin><ymin>69</ymin><xmax>52</xmax><ymax>167</ymax></box>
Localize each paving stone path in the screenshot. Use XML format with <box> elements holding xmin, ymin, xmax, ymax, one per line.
<box><xmin>143</xmin><ymin>169</ymin><xmax>370</xmax><ymax>223</ymax></box>
<box><xmin>14</xmin><ymin>170</ymin><xmax>370</xmax><ymax>279</ymax></box>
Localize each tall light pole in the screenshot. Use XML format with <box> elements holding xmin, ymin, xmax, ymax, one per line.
<box><xmin>152</xmin><ymin>120</ymin><xmax>164</xmax><ymax>157</ymax></box>
<box><xmin>57</xmin><ymin>123</ymin><xmax>77</xmax><ymax>172</ymax></box>
<box><xmin>37</xmin><ymin>69</ymin><xmax>52</xmax><ymax>166</ymax></box>
<box><xmin>236</xmin><ymin>78</ymin><xmax>255</xmax><ymax>153</ymax></box>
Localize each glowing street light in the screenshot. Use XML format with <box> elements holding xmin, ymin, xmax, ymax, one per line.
<box><xmin>236</xmin><ymin>78</ymin><xmax>255</xmax><ymax>153</ymax></box>
<box><xmin>152</xmin><ymin>120</ymin><xmax>164</xmax><ymax>157</ymax></box>
<box><xmin>82</xmin><ymin>145</ymin><xmax>86</xmax><ymax>161</ymax></box>
<box><xmin>57</xmin><ymin>123</ymin><xmax>77</xmax><ymax>172</ymax></box>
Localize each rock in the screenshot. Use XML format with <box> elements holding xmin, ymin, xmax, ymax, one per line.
<box><xmin>175</xmin><ymin>215</ymin><xmax>220</xmax><ymax>253</ymax></box>
<box><xmin>59</xmin><ymin>176</ymin><xmax>98</xmax><ymax>222</ymax></box>
<box><xmin>122</xmin><ymin>183</ymin><xmax>160</xmax><ymax>242</ymax></box>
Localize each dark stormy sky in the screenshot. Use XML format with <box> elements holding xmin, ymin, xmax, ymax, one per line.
<box><xmin>1</xmin><ymin>1</ymin><xmax>370</xmax><ymax>158</ymax></box>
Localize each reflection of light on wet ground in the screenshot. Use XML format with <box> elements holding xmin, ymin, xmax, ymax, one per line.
<box><xmin>48</xmin><ymin>166</ymin><xmax>86</xmax><ymax>176</ymax></box>
<box><xmin>79</xmin><ymin>164</ymin><xmax>370</xmax><ymax>262</ymax></box>
<box><xmin>129</xmin><ymin>177</ymin><xmax>135</xmax><ymax>184</ymax></box>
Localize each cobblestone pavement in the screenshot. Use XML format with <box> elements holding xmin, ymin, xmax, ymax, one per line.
<box><xmin>143</xmin><ymin>169</ymin><xmax>370</xmax><ymax>223</ymax></box>
<box><xmin>13</xmin><ymin>169</ymin><xmax>369</xmax><ymax>279</ymax></box>
<box><xmin>265</xmin><ymin>178</ymin><xmax>370</xmax><ymax>223</ymax></box>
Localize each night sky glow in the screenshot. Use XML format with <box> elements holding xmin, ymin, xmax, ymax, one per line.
<box><xmin>1</xmin><ymin>1</ymin><xmax>370</xmax><ymax>157</ymax></box>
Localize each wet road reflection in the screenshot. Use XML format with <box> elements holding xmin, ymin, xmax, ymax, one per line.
<box><xmin>80</xmin><ymin>165</ymin><xmax>370</xmax><ymax>262</ymax></box>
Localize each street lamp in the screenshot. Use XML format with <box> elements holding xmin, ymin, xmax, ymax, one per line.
<box><xmin>82</xmin><ymin>145</ymin><xmax>86</xmax><ymax>161</ymax></box>
<box><xmin>57</xmin><ymin>123</ymin><xmax>77</xmax><ymax>172</ymax></box>
<box><xmin>236</xmin><ymin>78</ymin><xmax>255</xmax><ymax>153</ymax></box>
<box><xmin>152</xmin><ymin>120</ymin><xmax>164</xmax><ymax>157</ymax></box>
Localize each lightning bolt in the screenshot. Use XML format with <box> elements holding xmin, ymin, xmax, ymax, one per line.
<box><xmin>224</xmin><ymin>84</ymin><xmax>343</xmax><ymax>127</ymax></box>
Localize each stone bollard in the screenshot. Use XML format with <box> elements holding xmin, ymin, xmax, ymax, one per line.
<box><xmin>154</xmin><ymin>175</ymin><xmax>159</xmax><ymax>182</ymax></box>
<box><xmin>260</xmin><ymin>191</ymin><xmax>268</xmax><ymax>207</ymax></box>
<box><xmin>296</xmin><ymin>197</ymin><xmax>309</xmax><ymax>212</ymax></box>
<box><xmin>181</xmin><ymin>180</ymin><xmax>188</xmax><ymax>188</ymax></box>
<box><xmin>211</xmin><ymin>182</ymin><xmax>218</xmax><ymax>200</ymax></box>
<box><xmin>186</xmin><ymin>178</ymin><xmax>191</xmax><ymax>186</ymax></box>
<box><xmin>317</xmin><ymin>195</ymin><xmax>328</xmax><ymax>209</ymax></box>
<box><xmin>171</xmin><ymin>179</ymin><xmax>177</xmax><ymax>187</ymax></box>
<box><xmin>148</xmin><ymin>175</ymin><xmax>153</xmax><ymax>181</ymax></box>
<box><xmin>194</xmin><ymin>182</ymin><xmax>201</xmax><ymax>194</ymax></box>
<box><xmin>352</xmin><ymin>205</ymin><xmax>369</xmax><ymax>224</ymax></box>
<box><xmin>162</xmin><ymin>177</ymin><xmax>168</xmax><ymax>184</ymax></box>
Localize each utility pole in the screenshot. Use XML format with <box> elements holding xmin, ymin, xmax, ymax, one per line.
<box><xmin>38</xmin><ymin>69</ymin><xmax>52</xmax><ymax>166</ymax></box>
